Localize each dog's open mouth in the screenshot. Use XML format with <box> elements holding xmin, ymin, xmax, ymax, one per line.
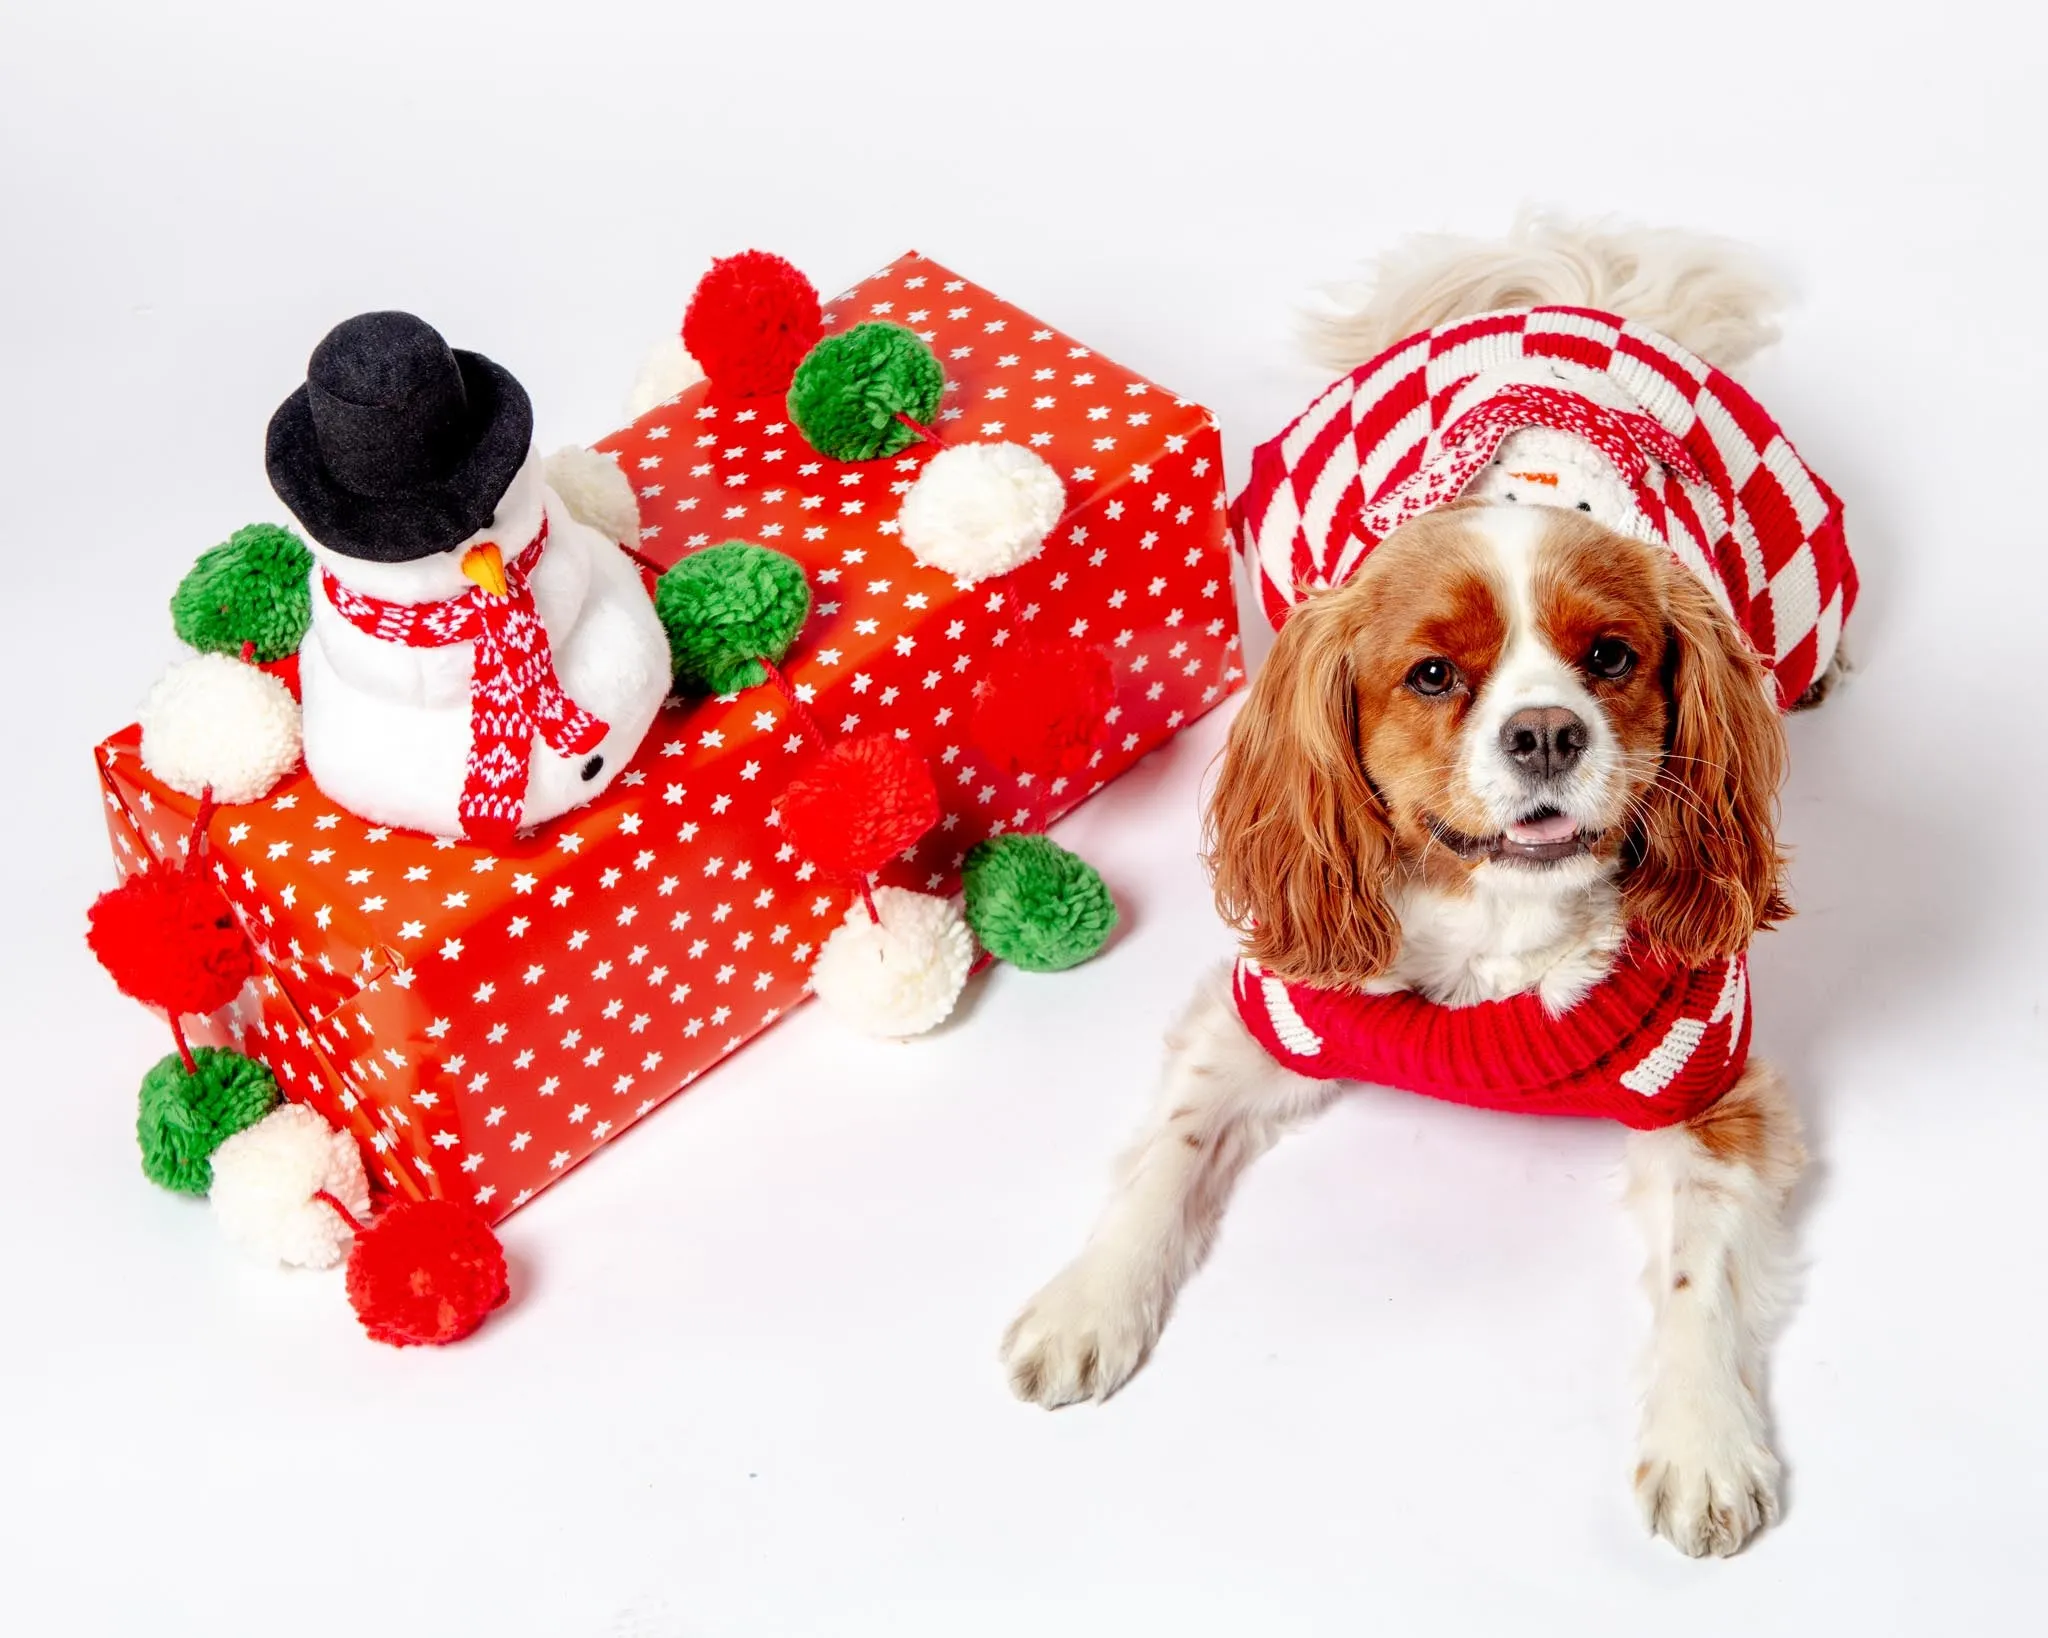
<box><xmin>1425</xmin><ymin>807</ymin><xmax>1595</xmax><ymax>865</ymax></box>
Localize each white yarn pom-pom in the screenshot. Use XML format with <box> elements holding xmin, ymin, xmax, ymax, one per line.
<box><xmin>544</xmin><ymin>445</ymin><xmax>642</xmax><ymax>549</ymax></box>
<box><xmin>898</xmin><ymin>442</ymin><xmax>1065</xmax><ymax>585</ymax></box>
<box><xmin>626</xmin><ymin>332</ymin><xmax>707</xmax><ymax>420</ymax></box>
<box><xmin>810</xmin><ymin>887</ymin><xmax>973</xmax><ymax>1039</ymax></box>
<box><xmin>139</xmin><ymin>653</ymin><xmax>301</xmax><ymax>804</ymax></box>
<box><xmin>209</xmin><ymin>1104</ymin><xmax>370</xmax><ymax>1269</ymax></box>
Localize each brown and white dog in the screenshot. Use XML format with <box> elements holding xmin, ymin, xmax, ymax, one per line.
<box><xmin>1000</xmin><ymin>221</ymin><xmax>1837</xmax><ymax>1557</ymax></box>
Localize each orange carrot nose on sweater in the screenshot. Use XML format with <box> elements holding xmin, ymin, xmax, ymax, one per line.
<box><xmin>1508</xmin><ymin>470</ymin><xmax>1560</xmax><ymax>485</ymax></box>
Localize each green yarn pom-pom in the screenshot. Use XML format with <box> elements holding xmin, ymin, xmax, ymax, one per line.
<box><xmin>963</xmin><ymin>834</ymin><xmax>1118</xmax><ymax>973</ymax></box>
<box><xmin>170</xmin><ymin>523</ymin><xmax>314</xmax><ymax>663</ymax></box>
<box><xmin>787</xmin><ymin>322</ymin><xmax>945</xmax><ymax>462</ymax></box>
<box><xmin>655</xmin><ymin>541</ymin><xmax>811</xmax><ymax>695</ymax></box>
<box><xmin>137</xmin><ymin>1046</ymin><xmax>280</xmax><ymax>1195</ymax></box>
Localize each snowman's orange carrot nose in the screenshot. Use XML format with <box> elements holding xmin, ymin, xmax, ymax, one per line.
<box><xmin>460</xmin><ymin>542</ymin><xmax>508</xmax><ymax>598</ymax></box>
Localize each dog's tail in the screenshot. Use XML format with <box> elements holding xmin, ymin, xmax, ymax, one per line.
<box><xmin>1303</xmin><ymin>213</ymin><xmax>1784</xmax><ymax>377</ymax></box>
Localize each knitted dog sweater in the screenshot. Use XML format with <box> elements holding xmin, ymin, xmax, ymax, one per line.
<box><xmin>1234</xmin><ymin>304</ymin><xmax>1856</xmax><ymax>709</ymax></box>
<box><xmin>1232</xmin><ymin>945</ymin><xmax>1752</xmax><ymax>1129</ymax></box>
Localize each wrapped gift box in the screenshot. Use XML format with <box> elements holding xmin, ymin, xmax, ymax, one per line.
<box><xmin>94</xmin><ymin>251</ymin><xmax>1243</xmax><ymax>1222</ymax></box>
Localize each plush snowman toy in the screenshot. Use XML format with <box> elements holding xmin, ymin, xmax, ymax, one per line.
<box><xmin>267</xmin><ymin>312</ymin><xmax>670</xmax><ymax>843</ymax></box>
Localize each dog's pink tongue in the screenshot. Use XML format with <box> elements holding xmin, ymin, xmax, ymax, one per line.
<box><xmin>1507</xmin><ymin>813</ymin><xmax>1578</xmax><ymax>845</ymax></box>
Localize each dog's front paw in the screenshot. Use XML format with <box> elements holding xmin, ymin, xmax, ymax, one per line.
<box><xmin>1634</xmin><ymin>1395</ymin><xmax>1782</xmax><ymax>1557</ymax></box>
<box><xmin>1000</xmin><ymin>1255</ymin><xmax>1164</xmax><ymax>1408</ymax></box>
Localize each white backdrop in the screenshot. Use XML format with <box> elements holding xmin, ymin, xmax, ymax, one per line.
<box><xmin>4</xmin><ymin>2</ymin><xmax>2044</xmax><ymax>1633</ymax></box>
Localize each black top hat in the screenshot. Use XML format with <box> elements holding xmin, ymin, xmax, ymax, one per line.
<box><xmin>265</xmin><ymin>311</ymin><xmax>533</xmax><ymax>563</ymax></box>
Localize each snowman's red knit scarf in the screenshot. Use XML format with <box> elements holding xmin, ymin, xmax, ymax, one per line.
<box><xmin>320</xmin><ymin>518</ymin><xmax>607</xmax><ymax>846</ymax></box>
<box><xmin>1233</xmin><ymin>940</ymin><xmax>1752</xmax><ymax>1129</ymax></box>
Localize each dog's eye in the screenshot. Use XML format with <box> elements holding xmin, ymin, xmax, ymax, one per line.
<box><xmin>1586</xmin><ymin>637</ymin><xmax>1636</xmax><ymax>680</ymax></box>
<box><xmin>1407</xmin><ymin>657</ymin><xmax>1458</xmax><ymax>696</ymax></box>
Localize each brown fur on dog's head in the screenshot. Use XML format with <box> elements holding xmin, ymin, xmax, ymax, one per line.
<box><xmin>1206</xmin><ymin>506</ymin><xmax>1788</xmax><ymax>988</ymax></box>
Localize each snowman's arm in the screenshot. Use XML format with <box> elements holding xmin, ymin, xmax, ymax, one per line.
<box><xmin>549</xmin><ymin>524</ymin><xmax>668</xmax><ymax>706</ymax></box>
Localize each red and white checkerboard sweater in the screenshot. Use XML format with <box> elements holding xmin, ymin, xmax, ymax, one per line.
<box><xmin>1226</xmin><ymin>306</ymin><xmax>1852</xmax><ymax>1123</ymax></box>
<box><xmin>1234</xmin><ymin>305</ymin><xmax>1856</xmax><ymax>709</ymax></box>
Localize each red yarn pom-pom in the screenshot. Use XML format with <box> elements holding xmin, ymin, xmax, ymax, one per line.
<box><xmin>971</xmin><ymin>641</ymin><xmax>1115</xmax><ymax>779</ymax></box>
<box><xmin>86</xmin><ymin>865</ymin><xmax>254</xmax><ymax>1018</ymax></box>
<box><xmin>776</xmin><ymin>736</ymin><xmax>940</xmax><ymax>878</ymax></box>
<box><xmin>345</xmin><ymin>1197</ymin><xmax>509</xmax><ymax>1348</ymax></box>
<box><xmin>683</xmin><ymin>250</ymin><xmax>824</xmax><ymax>398</ymax></box>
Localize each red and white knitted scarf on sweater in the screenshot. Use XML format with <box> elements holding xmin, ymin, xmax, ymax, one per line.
<box><xmin>321</xmin><ymin>518</ymin><xmax>607</xmax><ymax>845</ymax></box>
<box><xmin>1234</xmin><ymin>944</ymin><xmax>1752</xmax><ymax>1129</ymax></box>
<box><xmin>1234</xmin><ymin>304</ymin><xmax>1857</xmax><ymax>709</ymax></box>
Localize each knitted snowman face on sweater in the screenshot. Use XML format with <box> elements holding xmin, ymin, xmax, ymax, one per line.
<box><xmin>1461</xmin><ymin>425</ymin><xmax>1647</xmax><ymax>531</ymax></box>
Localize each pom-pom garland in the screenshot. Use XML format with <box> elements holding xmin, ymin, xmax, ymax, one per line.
<box><xmin>898</xmin><ymin>442</ymin><xmax>1066</xmax><ymax>584</ymax></box>
<box><xmin>971</xmin><ymin>640</ymin><xmax>1115</xmax><ymax>780</ymax></box>
<box><xmin>963</xmin><ymin>834</ymin><xmax>1118</xmax><ymax>972</ymax></box>
<box><xmin>542</xmin><ymin>445</ymin><xmax>642</xmax><ymax>549</ymax></box>
<box><xmin>683</xmin><ymin>250</ymin><xmax>825</xmax><ymax>398</ymax></box>
<box><xmin>787</xmin><ymin>322</ymin><xmax>945</xmax><ymax>463</ymax></box>
<box><xmin>87</xmin><ymin>864</ymin><xmax>253</xmax><ymax>1019</ymax></box>
<box><xmin>810</xmin><ymin>887</ymin><xmax>974</xmax><ymax>1038</ymax></box>
<box><xmin>139</xmin><ymin>653</ymin><xmax>302</xmax><ymax>804</ymax></box>
<box><xmin>209</xmin><ymin>1104</ymin><xmax>371</xmax><ymax>1269</ymax></box>
<box><xmin>136</xmin><ymin>1047</ymin><xmax>280</xmax><ymax>1195</ymax></box>
<box><xmin>775</xmin><ymin>736</ymin><xmax>940</xmax><ymax>879</ymax></box>
<box><xmin>655</xmin><ymin>541</ymin><xmax>812</xmax><ymax>695</ymax></box>
<box><xmin>170</xmin><ymin>522</ymin><xmax>313</xmax><ymax>663</ymax></box>
<box><xmin>343</xmin><ymin>1197</ymin><xmax>509</xmax><ymax>1347</ymax></box>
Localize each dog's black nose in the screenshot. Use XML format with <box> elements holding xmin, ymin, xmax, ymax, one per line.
<box><xmin>1499</xmin><ymin>707</ymin><xmax>1588</xmax><ymax>780</ymax></box>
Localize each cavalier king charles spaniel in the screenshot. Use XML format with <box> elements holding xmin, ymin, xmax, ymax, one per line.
<box><xmin>1001</xmin><ymin>219</ymin><xmax>1844</xmax><ymax>1558</ymax></box>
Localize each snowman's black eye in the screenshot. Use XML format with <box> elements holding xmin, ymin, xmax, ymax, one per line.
<box><xmin>1576</xmin><ymin>501</ymin><xmax>1592</xmax><ymax>512</ymax></box>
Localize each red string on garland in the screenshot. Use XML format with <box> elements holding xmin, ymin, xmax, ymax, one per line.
<box><xmin>759</xmin><ymin>658</ymin><xmax>826</xmax><ymax>749</ymax></box>
<box><xmin>168</xmin><ymin>1015</ymin><xmax>198</xmax><ymax>1077</ymax></box>
<box><xmin>186</xmin><ymin>786</ymin><xmax>218</xmax><ymax>867</ymax></box>
<box><xmin>893</xmin><ymin>412</ymin><xmax>946</xmax><ymax>449</ymax></box>
<box><xmin>314</xmin><ymin>1189</ymin><xmax>367</xmax><ymax>1235</ymax></box>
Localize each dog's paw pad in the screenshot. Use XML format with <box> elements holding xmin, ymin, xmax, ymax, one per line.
<box><xmin>1000</xmin><ymin>1259</ymin><xmax>1159</xmax><ymax>1408</ymax></box>
<box><xmin>1635</xmin><ymin>1436</ymin><xmax>1782</xmax><ymax>1557</ymax></box>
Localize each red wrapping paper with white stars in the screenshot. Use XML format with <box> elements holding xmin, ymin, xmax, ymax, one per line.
<box><xmin>94</xmin><ymin>251</ymin><xmax>1243</xmax><ymax>1223</ymax></box>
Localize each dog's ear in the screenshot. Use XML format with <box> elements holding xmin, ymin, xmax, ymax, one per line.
<box><xmin>1206</xmin><ymin>589</ymin><xmax>1399</xmax><ymax>987</ymax></box>
<box><xmin>1623</xmin><ymin>564</ymin><xmax>1790</xmax><ymax>962</ymax></box>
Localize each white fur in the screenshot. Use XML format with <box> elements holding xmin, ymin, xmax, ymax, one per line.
<box><xmin>1457</xmin><ymin>506</ymin><xmax>1622</xmax><ymax>838</ymax></box>
<box><xmin>139</xmin><ymin>653</ymin><xmax>302</xmax><ymax>804</ymax></box>
<box><xmin>1383</xmin><ymin>867</ymin><xmax>1625</xmax><ymax>1015</ymax></box>
<box><xmin>1003</xmin><ymin>219</ymin><xmax>1804</xmax><ymax>1558</ymax></box>
<box><xmin>1304</xmin><ymin>212</ymin><xmax>1784</xmax><ymax>378</ymax></box>
<box><xmin>810</xmin><ymin>887</ymin><xmax>973</xmax><ymax>1038</ymax></box>
<box><xmin>1625</xmin><ymin>1063</ymin><xmax>1800</xmax><ymax>1556</ymax></box>
<box><xmin>543</xmin><ymin>444</ymin><xmax>642</xmax><ymax>550</ymax></box>
<box><xmin>897</xmin><ymin>442</ymin><xmax>1065</xmax><ymax>584</ymax></box>
<box><xmin>298</xmin><ymin>449</ymin><xmax>672</xmax><ymax>839</ymax></box>
<box><xmin>626</xmin><ymin>333</ymin><xmax>706</xmax><ymax>421</ymax></box>
<box><xmin>1002</xmin><ymin>969</ymin><xmax>1335</xmax><ymax>1404</ymax></box>
<box><xmin>209</xmin><ymin>1103</ymin><xmax>370</xmax><ymax>1269</ymax></box>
